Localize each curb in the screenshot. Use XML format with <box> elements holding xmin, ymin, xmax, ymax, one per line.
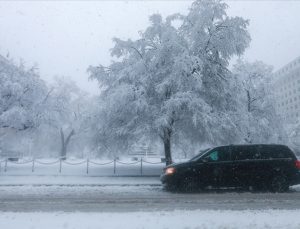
<box><xmin>0</xmin><ymin>184</ymin><xmax>162</xmax><ymax>187</ymax></box>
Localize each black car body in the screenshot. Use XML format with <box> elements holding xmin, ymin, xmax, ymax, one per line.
<box><xmin>160</xmin><ymin>144</ymin><xmax>300</xmax><ymax>192</ymax></box>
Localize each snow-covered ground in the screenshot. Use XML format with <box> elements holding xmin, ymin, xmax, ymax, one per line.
<box><xmin>1</xmin><ymin>210</ymin><xmax>300</xmax><ymax>229</ymax></box>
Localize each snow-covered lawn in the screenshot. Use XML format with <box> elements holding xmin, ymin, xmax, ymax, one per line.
<box><xmin>1</xmin><ymin>210</ymin><xmax>300</xmax><ymax>229</ymax></box>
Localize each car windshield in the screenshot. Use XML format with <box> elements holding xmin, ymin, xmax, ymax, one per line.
<box><xmin>189</xmin><ymin>148</ymin><xmax>211</xmax><ymax>161</ymax></box>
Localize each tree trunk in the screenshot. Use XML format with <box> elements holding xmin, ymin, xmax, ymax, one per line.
<box><xmin>245</xmin><ymin>90</ymin><xmax>252</xmax><ymax>143</ymax></box>
<box><xmin>246</xmin><ymin>90</ymin><xmax>251</xmax><ymax>112</ymax></box>
<box><xmin>60</xmin><ymin>128</ymin><xmax>75</xmax><ymax>160</ymax></box>
<box><xmin>163</xmin><ymin>128</ymin><xmax>173</xmax><ymax>166</ymax></box>
<box><xmin>245</xmin><ymin>131</ymin><xmax>252</xmax><ymax>144</ymax></box>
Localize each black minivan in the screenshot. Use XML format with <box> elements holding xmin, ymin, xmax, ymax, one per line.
<box><xmin>160</xmin><ymin>144</ymin><xmax>300</xmax><ymax>192</ymax></box>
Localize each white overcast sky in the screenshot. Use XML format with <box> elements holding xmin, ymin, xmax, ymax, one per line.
<box><xmin>0</xmin><ymin>1</ymin><xmax>299</xmax><ymax>94</ymax></box>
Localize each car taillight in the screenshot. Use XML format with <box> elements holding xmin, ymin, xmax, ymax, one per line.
<box><xmin>295</xmin><ymin>160</ymin><xmax>300</xmax><ymax>169</ymax></box>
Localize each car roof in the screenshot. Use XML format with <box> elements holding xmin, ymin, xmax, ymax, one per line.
<box><xmin>216</xmin><ymin>144</ymin><xmax>288</xmax><ymax>148</ymax></box>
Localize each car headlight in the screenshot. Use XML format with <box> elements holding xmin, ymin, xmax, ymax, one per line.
<box><xmin>165</xmin><ymin>167</ymin><xmax>176</xmax><ymax>175</ymax></box>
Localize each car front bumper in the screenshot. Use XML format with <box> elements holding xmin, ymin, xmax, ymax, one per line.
<box><xmin>160</xmin><ymin>173</ymin><xmax>179</xmax><ymax>187</ymax></box>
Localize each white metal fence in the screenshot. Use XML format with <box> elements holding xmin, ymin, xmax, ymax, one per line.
<box><xmin>0</xmin><ymin>158</ymin><xmax>166</xmax><ymax>176</ymax></box>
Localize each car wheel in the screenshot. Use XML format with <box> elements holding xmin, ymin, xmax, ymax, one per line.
<box><xmin>269</xmin><ymin>174</ymin><xmax>289</xmax><ymax>193</ymax></box>
<box><xmin>163</xmin><ymin>183</ymin><xmax>176</xmax><ymax>192</ymax></box>
<box><xmin>251</xmin><ymin>184</ymin><xmax>267</xmax><ymax>192</ymax></box>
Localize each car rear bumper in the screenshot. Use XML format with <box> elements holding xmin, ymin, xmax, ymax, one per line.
<box><xmin>290</xmin><ymin>171</ymin><xmax>300</xmax><ymax>185</ymax></box>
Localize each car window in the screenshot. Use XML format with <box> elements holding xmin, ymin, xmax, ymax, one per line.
<box><xmin>189</xmin><ymin>148</ymin><xmax>211</xmax><ymax>161</ymax></box>
<box><xmin>204</xmin><ymin>147</ymin><xmax>231</xmax><ymax>162</ymax></box>
<box><xmin>260</xmin><ymin>145</ymin><xmax>293</xmax><ymax>159</ymax></box>
<box><xmin>209</xmin><ymin>151</ymin><xmax>219</xmax><ymax>161</ymax></box>
<box><xmin>231</xmin><ymin>146</ymin><xmax>260</xmax><ymax>160</ymax></box>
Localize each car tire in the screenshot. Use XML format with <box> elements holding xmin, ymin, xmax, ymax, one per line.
<box><xmin>163</xmin><ymin>183</ymin><xmax>176</xmax><ymax>192</ymax></box>
<box><xmin>269</xmin><ymin>174</ymin><xmax>289</xmax><ymax>193</ymax></box>
<box><xmin>251</xmin><ymin>184</ymin><xmax>267</xmax><ymax>192</ymax></box>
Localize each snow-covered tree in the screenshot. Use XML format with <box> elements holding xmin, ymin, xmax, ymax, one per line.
<box><xmin>232</xmin><ymin>60</ymin><xmax>286</xmax><ymax>144</ymax></box>
<box><xmin>0</xmin><ymin>55</ymin><xmax>48</xmax><ymax>131</ymax></box>
<box><xmin>0</xmin><ymin>55</ymin><xmax>54</xmax><ymax>157</ymax></box>
<box><xmin>286</xmin><ymin>121</ymin><xmax>300</xmax><ymax>155</ymax></box>
<box><xmin>0</xmin><ymin>54</ymin><xmax>95</xmax><ymax>158</ymax></box>
<box><xmin>89</xmin><ymin>0</ymin><xmax>251</xmax><ymax>165</ymax></box>
<box><xmin>42</xmin><ymin>77</ymin><xmax>94</xmax><ymax>159</ymax></box>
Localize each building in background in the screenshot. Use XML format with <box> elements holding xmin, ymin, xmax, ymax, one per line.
<box><xmin>273</xmin><ymin>56</ymin><xmax>300</xmax><ymax>124</ymax></box>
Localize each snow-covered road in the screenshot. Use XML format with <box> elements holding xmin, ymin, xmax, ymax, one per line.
<box><xmin>2</xmin><ymin>176</ymin><xmax>300</xmax><ymax>229</ymax></box>
<box><xmin>1</xmin><ymin>180</ymin><xmax>300</xmax><ymax>212</ymax></box>
<box><xmin>2</xmin><ymin>210</ymin><xmax>300</xmax><ymax>229</ymax></box>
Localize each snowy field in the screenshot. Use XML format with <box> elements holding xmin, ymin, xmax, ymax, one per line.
<box><xmin>1</xmin><ymin>210</ymin><xmax>300</xmax><ymax>229</ymax></box>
